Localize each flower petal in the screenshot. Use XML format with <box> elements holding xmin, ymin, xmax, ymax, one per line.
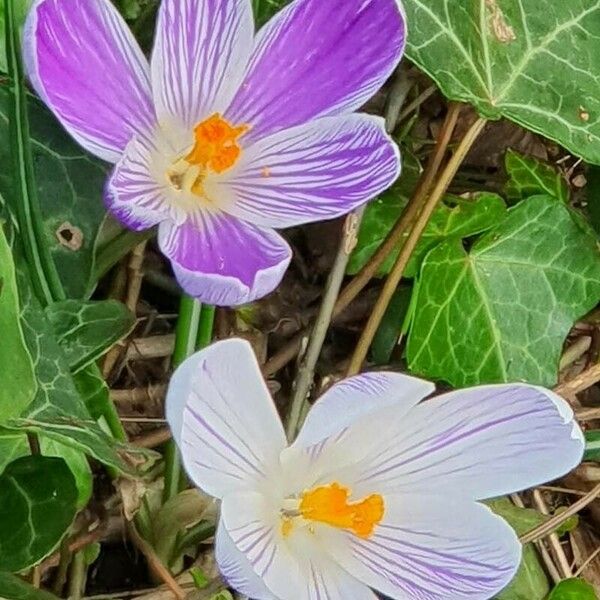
<box><xmin>158</xmin><ymin>213</ymin><xmax>291</xmax><ymax>306</ymax></box>
<box><xmin>105</xmin><ymin>133</ymin><xmax>170</xmax><ymax>231</ymax></box>
<box><xmin>166</xmin><ymin>339</ymin><xmax>287</xmax><ymax>498</ymax></box>
<box><xmin>221</xmin><ymin>492</ymin><xmax>377</xmax><ymax>600</ymax></box>
<box><xmin>225</xmin><ymin>0</ymin><xmax>406</xmax><ymax>143</ymax></box>
<box><xmin>294</xmin><ymin>371</ymin><xmax>434</xmax><ymax>451</ymax></box>
<box><xmin>215</xmin><ymin>524</ymin><xmax>277</xmax><ymax>600</ymax></box>
<box><xmin>322</xmin><ymin>494</ymin><xmax>520</xmax><ymax>600</ymax></box>
<box><xmin>151</xmin><ymin>0</ymin><xmax>253</xmax><ymax>128</ymax></box>
<box><xmin>337</xmin><ymin>384</ymin><xmax>584</xmax><ymax>499</ymax></box>
<box><xmin>219</xmin><ymin>115</ymin><xmax>400</xmax><ymax>228</ymax></box>
<box><xmin>24</xmin><ymin>0</ymin><xmax>154</xmax><ymax>163</ymax></box>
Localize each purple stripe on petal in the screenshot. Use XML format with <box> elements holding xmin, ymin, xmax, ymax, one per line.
<box><xmin>105</xmin><ymin>133</ymin><xmax>170</xmax><ymax>231</ymax></box>
<box><xmin>151</xmin><ymin>0</ymin><xmax>253</xmax><ymax>128</ymax></box>
<box><xmin>322</xmin><ymin>494</ymin><xmax>521</xmax><ymax>600</ymax></box>
<box><xmin>166</xmin><ymin>339</ymin><xmax>286</xmax><ymax>498</ymax></box>
<box><xmin>339</xmin><ymin>384</ymin><xmax>584</xmax><ymax>500</ymax></box>
<box><xmin>225</xmin><ymin>0</ymin><xmax>406</xmax><ymax>143</ymax></box>
<box><xmin>158</xmin><ymin>211</ymin><xmax>291</xmax><ymax>306</ymax></box>
<box><xmin>220</xmin><ymin>114</ymin><xmax>400</xmax><ymax>229</ymax></box>
<box><xmin>24</xmin><ymin>0</ymin><xmax>154</xmax><ymax>162</ymax></box>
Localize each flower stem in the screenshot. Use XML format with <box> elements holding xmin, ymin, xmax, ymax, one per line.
<box><xmin>162</xmin><ymin>298</ymin><xmax>215</xmax><ymax>504</ymax></box>
<box><xmin>347</xmin><ymin>115</ymin><xmax>487</xmax><ymax>375</ymax></box>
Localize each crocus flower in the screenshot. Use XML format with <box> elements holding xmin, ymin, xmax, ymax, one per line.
<box><xmin>24</xmin><ymin>0</ymin><xmax>405</xmax><ymax>306</ymax></box>
<box><xmin>167</xmin><ymin>339</ymin><xmax>584</xmax><ymax>600</ymax></box>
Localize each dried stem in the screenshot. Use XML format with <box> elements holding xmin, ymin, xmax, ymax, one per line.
<box><xmin>285</xmin><ymin>209</ymin><xmax>364</xmax><ymax>440</ymax></box>
<box><xmin>520</xmin><ymin>483</ymin><xmax>600</xmax><ymax>545</ymax></box>
<box><xmin>555</xmin><ymin>361</ymin><xmax>600</xmax><ymax>396</ymax></box>
<box><xmin>347</xmin><ymin>115</ymin><xmax>487</xmax><ymax>375</ymax></box>
<box><xmin>263</xmin><ymin>102</ymin><xmax>463</xmax><ymax>378</ymax></box>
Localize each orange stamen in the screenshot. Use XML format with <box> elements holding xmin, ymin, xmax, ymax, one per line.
<box><xmin>299</xmin><ymin>483</ymin><xmax>384</xmax><ymax>538</ymax></box>
<box><xmin>185</xmin><ymin>113</ymin><xmax>249</xmax><ymax>174</ymax></box>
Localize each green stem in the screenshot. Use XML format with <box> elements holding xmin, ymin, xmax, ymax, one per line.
<box><xmin>162</xmin><ymin>296</ymin><xmax>202</xmax><ymax>503</ymax></box>
<box><xmin>5</xmin><ymin>0</ymin><xmax>65</xmax><ymax>306</ymax></box>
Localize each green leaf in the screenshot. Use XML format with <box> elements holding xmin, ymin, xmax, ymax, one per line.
<box><xmin>347</xmin><ymin>153</ymin><xmax>421</xmax><ymax>277</ymax></box>
<box><xmin>407</xmin><ymin>195</ymin><xmax>600</xmax><ymax>387</ymax></box>
<box><xmin>0</xmin><ymin>87</ymin><xmax>124</xmax><ymax>299</ymax></box>
<box><xmin>12</xmin><ymin>266</ymin><xmax>147</xmax><ymax>476</ymax></box>
<box><xmin>349</xmin><ymin>191</ymin><xmax>506</xmax><ymax>278</ymax></box>
<box><xmin>584</xmin><ymin>430</ymin><xmax>600</xmax><ymax>461</ymax></box>
<box><xmin>548</xmin><ymin>579</ymin><xmax>598</xmax><ymax>600</ymax></box>
<box><xmin>496</xmin><ymin>544</ymin><xmax>549</xmax><ymax>600</ymax></box>
<box><xmin>73</xmin><ymin>365</ymin><xmax>113</xmax><ymax>421</ymax></box>
<box><xmin>0</xmin><ymin>571</ymin><xmax>61</xmax><ymax>600</ymax></box>
<box><xmin>0</xmin><ymin>0</ymin><xmax>29</xmax><ymax>73</ymax></box>
<box><xmin>253</xmin><ymin>0</ymin><xmax>288</xmax><ymax>26</ymax></box>
<box><xmin>39</xmin><ymin>438</ymin><xmax>92</xmax><ymax>509</ymax></box>
<box><xmin>403</xmin><ymin>0</ymin><xmax>600</xmax><ymax>164</ymax></box>
<box><xmin>46</xmin><ymin>299</ymin><xmax>135</xmax><ymax>373</ymax></box>
<box><xmin>371</xmin><ymin>286</ymin><xmax>412</xmax><ymax>365</ymax></box>
<box><xmin>0</xmin><ymin>456</ymin><xmax>77</xmax><ymax>572</ymax></box>
<box><xmin>586</xmin><ymin>166</ymin><xmax>600</xmax><ymax>236</ymax></box>
<box><xmin>0</xmin><ymin>434</ymin><xmax>27</xmax><ymax>473</ymax></box>
<box><xmin>0</xmin><ymin>224</ymin><xmax>36</xmax><ymax>422</ymax></box>
<box><xmin>505</xmin><ymin>149</ymin><xmax>569</xmax><ymax>204</ymax></box>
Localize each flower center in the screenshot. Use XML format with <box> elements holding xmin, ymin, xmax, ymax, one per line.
<box><xmin>280</xmin><ymin>482</ymin><xmax>384</xmax><ymax>539</ymax></box>
<box><xmin>167</xmin><ymin>113</ymin><xmax>249</xmax><ymax>197</ymax></box>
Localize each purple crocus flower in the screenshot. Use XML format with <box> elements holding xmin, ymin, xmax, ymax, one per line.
<box><xmin>167</xmin><ymin>339</ymin><xmax>584</xmax><ymax>600</ymax></box>
<box><xmin>24</xmin><ymin>0</ymin><xmax>406</xmax><ymax>306</ymax></box>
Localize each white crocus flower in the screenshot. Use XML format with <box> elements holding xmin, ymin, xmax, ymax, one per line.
<box><xmin>166</xmin><ymin>339</ymin><xmax>584</xmax><ymax>600</ymax></box>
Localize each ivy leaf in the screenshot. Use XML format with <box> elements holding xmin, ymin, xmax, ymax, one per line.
<box><xmin>0</xmin><ymin>0</ymin><xmax>29</xmax><ymax>73</ymax></box>
<box><xmin>583</xmin><ymin>430</ymin><xmax>600</xmax><ymax>461</ymax></box>
<box><xmin>46</xmin><ymin>300</ymin><xmax>135</xmax><ymax>373</ymax></box>
<box><xmin>0</xmin><ymin>456</ymin><xmax>77</xmax><ymax>572</ymax></box>
<box><xmin>0</xmin><ymin>571</ymin><xmax>61</xmax><ymax>600</ymax></box>
<box><xmin>403</xmin><ymin>0</ymin><xmax>600</xmax><ymax>164</ymax></box>
<box><xmin>253</xmin><ymin>0</ymin><xmax>288</xmax><ymax>26</ymax></box>
<box><xmin>0</xmin><ymin>224</ymin><xmax>36</xmax><ymax>422</ymax></box>
<box><xmin>548</xmin><ymin>578</ymin><xmax>597</xmax><ymax>599</ymax></box>
<box><xmin>505</xmin><ymin>149</ymin><xmax>569</xmax><ymax>204</ymax></box>
<box><xmin>347</xmin><ymin>153</ymin><xmax>421</xmax><ymax>277</ymax></box>
<box><xmin>407</xmin><ymin>195</ymin><xmax>600</xmax><ymax>387</ymax></box>
<box><xmin>0</xmin><ymin>88</ymin><xmax>138</xmax><ymax>298</ymax></box>
<box><xmin>349</xmin><ymin>191</ymin><xmax>506</xmax><ymax>278</ymax></box>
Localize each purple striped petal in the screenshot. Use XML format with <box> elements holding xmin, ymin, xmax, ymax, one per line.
<box><xmin>221</xmin><ymin>492</ymin><xmax>377</xmax><ymax>600</ymax></box>
<box><xmin>151</xmin><ymin>0</ymin><xmax>253</xmax><ymax>129</ymax></box>
<box><xmin>216</xmin><ymin>524</ymin><xmax>277</xmax><ymax>600</ymax></box>
<box><xmin>220</xmin><ymin>115</ymin><xmax>400</xmax><ymax>228</ymax></box>
<box><xmin>225</xmin><ymin>0</ymin><xmax>406</xmax><ymax>143</ymax></box>
<box><xmin>105</xmin><ymin>133</ymin><xmax>171</xmax><ymax>231</ymax></box>
<box><xmin>158</xmin><ymin>212</ymin><xmax>291</xmax><ymax>306</ymax></box>
<box><xmin>323</xmin><ymin>494</ymin><xmax>521</xmax><ymax>600</ymax></box>
<box><xmin>337</xmin><ymin>384</ymin><xmax>584</xmax><ymax>500</ymax></box>
<box><xmin>166</xmin><ymin>339</ymin><xmax>287</xmax><ymax>498</ymax></box>
<box><xmin>24</xmin><ymin>0</ymin><xmax>154</xmax><ymax>163</ymax></box>
<box><xmin>294</xmin><ymin>372</ymin><xmax>434</xmax><ymax>451</ymax></box>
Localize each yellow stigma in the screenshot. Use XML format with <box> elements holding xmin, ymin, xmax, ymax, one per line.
<box><xmin>167</xmin><ymin>113</ymin><xmax>249</xmax><ymax>197</ymax></box>
<box><xmin>281</xmin><ymin>482</ymin><xmax>384</xmax><ymax>539</ymax></box>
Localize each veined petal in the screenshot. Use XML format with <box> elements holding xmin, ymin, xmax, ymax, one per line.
<box><xmin>337</xmin><ymin>384</ymin><xmax>584</xmax><ymax>499</ymax></box>
<box><xmin>216</xmin><ymin>525</ymin><xmax>278</xmax><ymax>600</ymax></box>
<box><xmin>221</xmin><ymin>492</ymin><xmax>377</xmax><ymax>600</ymax></box>
<box><xmin>322</xmin><ymin>494</ymin><xmax>520</xmax><ymax>600</ymax></box>
<box><xmin>294</xmin><ymin>372</ymin><xmax>434</xmax><ymax>451</ymax></box>
<box><xmin>24</xmin><ymin>0</ymin><xmax>154</xmax><ymax>163</ymax></box>
<box><xmin>166</xmin><ymin>339</ymin><xmax>287</xmax><ymax>498</ymax></box>
<box><xmin>220</xmin><ymin>115</ymin><xmax>400</xmax><ymax>228</ymax></box>
<box><xmin>158</xmin><ymin>213</ymin><xmax>291</xmax><ymax>307</ymax></box>
<box><xmin>225</xmin><ymin>0</ymin><xmax>406</xmax><ymax>143</ymax></box>
<box><xmin>105</xmin><ymin>133</ymin><xmax>170</xmax><ymax>231</ymax></box>
<box><xmin>152</xmin><ymin>0</ymin><xmax>253</xmax><ymax>129</ymax></box>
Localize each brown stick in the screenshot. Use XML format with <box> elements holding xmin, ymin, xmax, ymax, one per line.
<box><xmin>555</xmin><ymin>362</ymin><xmax>600</xmax><ymax>397</ymax></box>
<box><xmin>347</xmin><ymin>116</ymin><xmax>488</xmax><ymax>375</ymax></box>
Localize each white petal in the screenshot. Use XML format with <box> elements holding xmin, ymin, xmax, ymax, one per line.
<box><xmin>336</xmin><ymin>384</ymin><xmax>584</xmax><ymax>499</ymax></box>
<box><xmin>220</xmin><ymin>491</ymin><xmax>377</xmax><ymax>600</ymax></box>
<box><xmin>322</xmin><ymin>494</ymin><xmax>521</xmax><ymax>600</ymax></box>
<box><xmin>216</xmin><ymin>524</ymin><xmax>277</xmax><ymax>600</ymax></box>
<box><xmin>166</xmin><ymin>339</ymin><xmax>287</xmax><ymax>498</ymax></box>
